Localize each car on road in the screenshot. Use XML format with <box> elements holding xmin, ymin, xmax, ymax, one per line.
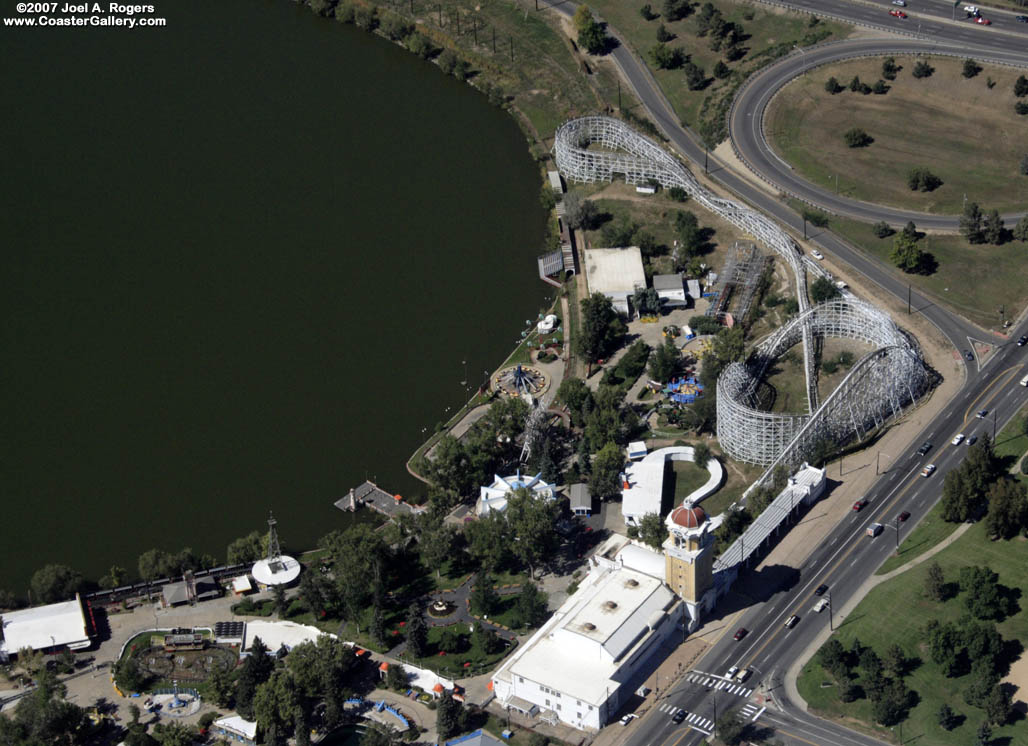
<box><xmin>921</xmin><ymin>463</ymin><xmax>937</xmax><ymax>478</ymax></box>
<box><xmin>898</xmin><ymin>510</ymin><xmax>911</xmax><ymax>522</ymax></box>
<box><xmin>964</xmin><ymin>349</ymin><xmax>975</xmax><ymax>361</ymax></box>
<box><xmin>1016</xmin><ymin>15</ymin><xmax>1028</xmax><ymax>23</ymax></box>
<box><xmin>1018</xmin><ymin>335</ymin><xmax>1028</xmax><ymax>346</ymax></box>
<box><xmin>726</xmin><ymin>665</ymin><xmax>739</xmax><ymax>679</ymax></box>
<box><xmin>785</xmin><ymin>614</ymin><xmax>800</xmax><ymax>628</ymax></box>
<box><xmin>889</xmin><ymin>9</ymin><xmax>907</xmax><ymax>17</ymax></box>
<box><xmin>967</xmin><ymin>434</ymin><xmax>978</xmax><ymax>446</ymax></box>
<box><xmin>672</xmin><ymin>710</ymin><xmax>687</xmax><ymax>724</ymax></box>
<box><xmin>735</xmin><ymin>668</ymin><xmax>752</xmax><ymax>682</ymax></box>
<box><xmin>917</xmin><ymin>441</ymin><xmax>932</xmax><ymax>456</ymax></box>
<box><xmin>964</xmin><ymin>5</ymin><xmax>979</xmax><ymax>14</ymax></box>
<box><xmin>811</xmin><ymin>249</ymin><xmax>824</xmax><ymax>260</ymax></box>
<box><xmin>815</xmin><ymin>583</ymin><xmax>829</xmax><ymax>596</ymax></box>
<box><xmin>734</xmin><ymin>628</ymin><xmax>748</xmax><ymax>641</ymax></box>
<box><xmin>952</xmin><ymin>433</ymin><xmax>965</xmax><ymax>446</ymax></box>
<box><xmin>620</xmin><ymin>714</ymin><xmax>638</xmax><ymax>725</ymax></box>
<box><xmin>813</xmin><ymin>598</ymin><xmax>830</xmax><ymax>613</ymax></box>
<box><xmin>852</xmin><ymin>499</ymin><xmax>868</xmax><ymax>512</ymax></box>
<box><xmin>892</xmin><ymin>0</ymin><xmax>906</xmax><ymax>5</ymax></box>
<box><xmin>975</xmin><ymin>16</ymin><xmax>991</xmax><ymax>24</ymax></box>
<box><xmin>977</xmin><ymin>409</ymin><xmax>988</xmax><ymax>419</ymax></box>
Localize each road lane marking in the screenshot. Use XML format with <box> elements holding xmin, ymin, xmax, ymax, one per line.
<box><xmin>963</xmin><ymin>365</ymin><xmax>1021</xmax><ymax>422</ymax></box>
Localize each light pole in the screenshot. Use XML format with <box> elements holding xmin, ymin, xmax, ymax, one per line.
<box><xmin>828</xmin><ymin>590</ymin><xmax>834</xmax><ymax>631</ymax></box>
<box><xmin>895</xmin><ymin>515</ymin><xmax>901</xmax><ymax>550</ymax></box>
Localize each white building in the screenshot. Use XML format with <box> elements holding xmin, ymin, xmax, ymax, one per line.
<box><xmin>584</xmin><ymin>248</ymin><xmax>646</xmax><ymax>316</ymax></box>
<box><xmin>621</xmin><ymin>446</ymin><xmax>724</xmax><ymax>527</ymax></box>
<box><xmin>212</xmin><ymin>715</ymin><xmax>257</xmax><ymax>745</ymax></box>
<box><xmin>491</xmin><ymin>540</ymin><xmax>683</xmax><ymax>732</ymax></box>
<box><xmin>476</xmin><ymin>471</ymin><xmax>556</xmax><ymax>516</ymax></box>
<box><xmin>0</xmin><ymin>595</ymin><xmax>91</xmax><ymax>660</ymax></box>
<box><xmin>652</xmin><ymin>274</ymin><xmax>686</xmax><ymax>303</ymax></box>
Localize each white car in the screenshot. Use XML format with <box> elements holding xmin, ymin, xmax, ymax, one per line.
<box><xmin>893</xmin><ymin>0</ymin><xmax>906</xmax><ymax>5</ymax></box>
<box><xmin>811</xmin><ymin>249</ymin><xmax>824</xmax><ymax>260</ymax></box>
<box><xmin>835</xmin><ymin>280</ymin><xmax>848</xmax><ymax>290</ymax></box>
<box><xmin>951</xmin><ymin>433</ymin><xmax>965</xmax><ymax>446</ymax></box>
<box><xmin>921</xmin><ymin>463</ymin><xmax>937</xmax><ymax>478</ymax></box>
<box><xmin>726</xmin><ymin>665</ymin><xmax>739</xmax><ymax>679</ymax></box>
<box><xmin>813</xmin><ymin>598</ymin><xmax>829</xmax><ymax>613</ymax></box>
<box><xmin>964</xmin><ymin>5</ymin><xmax>978</xmax><ymax>13</ymax></box>
<box><xmin>620</xmin><ymin>714</ymin><xmax>638</xmax><ymax>725</ymax></box>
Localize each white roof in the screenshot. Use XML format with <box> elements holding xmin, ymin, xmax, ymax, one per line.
<box><xmin>616</xmin><ymin>543</ymin><xmax>666</xmax><ymax>580</ymax></box>
<box><xmin>232</xmin><ymin>576</ymin><xmax>252</xmax><ymax>593</ymax></box>
<box><xmin>621</xmin><ymin>461</ymin><xmax>664</xmax><ymax>519</ymax></box>
<box><xmin>251</xmin><ymin>555</ymin><xmax>301</xmax><ymax>586</ymax></box>
<box><xmin>476</xmin><ymin>471</ymin><xmax>554</xmax><ymax>516</ymax></box>
<box><xmin>584</xmin><ymin>248</ymin><xmax>646</xmax><ymax>297</ymax></box>
<box><xmin>495</xmin><ymin>564</ymin><xmax>674</xmax><ymax>706</ymax></box>
<box><xmin>214</xmin><ymin>715</ymin><xmax>258</xmax><ymax>739</ymax></box>
<box><xmin>244</xmin><ymin>620</ymin><xmax>333</xmax><ymax>653</ymax></box>
<box><xmin>627</xmin><ymin>441</ymin><xmax>648</xmax><ymax>458</ymax></box>
<box><xmin>0</xmin><ymin>596</ymin><xmax>90</xmax><ymax>655</ymax></box>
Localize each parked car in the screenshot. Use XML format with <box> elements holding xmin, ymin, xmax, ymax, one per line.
<box><xmin>898</xmin><ymin>511</ymin><xmax>911</xmax><ymax>522</ymax></box>
<box><xmin>951</xmin><ymin>433</ymin><xmax>965</xmax><ymax>446</ymax></box>
<box><xmin>835</xmin><ymin>280</ymin><xmax>848</xmax><ymax>290</ymax></box>
<box><xmin>734</xmin><ymin>628</ymin><xmax>748</xmax><ymax>641</ymax></box>
<box><xmin>811</xmin><ymin>249</ymin><xmax>824</xmax><ymax>260</ymax></box>
<box><xmin>921</xmin><ymin>463</ymin><xmax>937</xmax><ymax>478</ymax></box>
<box><xmin>889</xmin><ymin>9</ymin><xmax>907</xmax><ymax>17</ymax></box>
<box><xmin>815</xmin><ymin>583</ymin><xmax>829</xmax><ymax>596</ymax></box>
<box><xmin>620</xmin><ymin>714</ymin><xmax>638</xmax><ymax>725</ymax></box>
<box><xmin>892</xmin><ymin>0</ymin><xmax>906</xmax><ymax>5</ymax></box>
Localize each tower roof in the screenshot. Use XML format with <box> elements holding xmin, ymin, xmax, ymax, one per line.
<box><xmin>669</xmin><ymin>505</ymin><xmax>707</xmax><ymax>529</ymax></box>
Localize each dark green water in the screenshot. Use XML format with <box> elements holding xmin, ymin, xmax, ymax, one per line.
<box><xmin>1</xmin><ymin>0</ymin><xmax>549</xmax><ymax>592</ymax></box>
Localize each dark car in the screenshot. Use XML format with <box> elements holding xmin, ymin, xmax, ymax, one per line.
<box><xmin>917</xmin><ymin>441</ymin><xmax>932</xmax><ymax>456</ymax></box>
<box><xmin>977</xmin><ymin>409</ymin><xmax>989</xmax><ymax>419</ymax></box>
<box><xmin>852</xmin><ymin>499</ymin><xmax>868</xmax><ymax>512</ymax></box>
<box><xmin>1018</xmin><ymin>335</ymin><xmax>1027</xmax><ymax>346</ymax></box>
<box><xmin>967</xmin><ymin>435</ymin><xmax>978</xmax><ymax>445</ymax></box>
<box><xmin>964</xmin><ymin>349</ymin><xmax>974</xmax><ymax>361</ymax></box>
<box><xmin>898</xmin><ymin>511</ymin><xmax>911</xmax><ymax>522</ymax></box>
<box><xmin>672</xmin><ymin>709</ymin><xmax>687</xmax><ymax>724</ymax></box>
<box><xmin>734</xmin><ymin>628</ymin><xmax>748</xmax><ymax>641</ymax></box>
<box><xmin>815</xmin><ymin>583</ymin><xmax>829</xmax><ymax>596</ymax></box>
<box><xmin>1017</xmin><ymin>15</ymin><xmax>1028</xmax><ymax>22</ymax></box>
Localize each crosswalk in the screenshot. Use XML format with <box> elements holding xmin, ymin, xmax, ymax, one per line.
<box><xmin>740</xmin><ymin>702</ymin><xmax>765</xmax><ymax>722</ymax></box>
<box><xmin>657</xmin><ymin>703</ymin><xmax>713</xmax><ymax>735</ymax></box>
<box><xmin>684</xmin><ymin>672</ymin><xmax>752</xmax><ymax>697</ymax></box>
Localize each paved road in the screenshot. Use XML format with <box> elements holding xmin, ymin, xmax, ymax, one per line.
<box><xmin>731</xmin><ymin>36</ymin><xmax>1028</xmax><ymax>229</ymax></box>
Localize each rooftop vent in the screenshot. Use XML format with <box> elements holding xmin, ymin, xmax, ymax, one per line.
<box><xmin>583</xmin><ymin>622</ymin><xmax>596</xmax><ymax>631</ymax></box>
<box><xmin>604</xmin><ymin>600</ymin><xmax>618</xmax><ymax>611</ymax></box>
<box><xmin>626</xmin><ymin>579</ymin><xmax>639</xmax><ymax>588</ymax></box>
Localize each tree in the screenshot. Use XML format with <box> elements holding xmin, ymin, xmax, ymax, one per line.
<box><xmin>515</xmin><ymin>582</ymin><xmax>549</xmax><ymax>628</ymax></box>
<box><xmin>960</xmin><ymin>565</ymin><xmax>1013</xmax><ymax>620</ymax></box>
<box><xmin>151</xmin><ymin>722</ymin><xmax>197</xmax><ymax>746</ymax></box>
<box><xmin>207</xmin><ymin>666</ymin><xmax>235</xmax><ymax>708</ymax></box>
<box><xmin>1015</xmin><ymin>74</ymin><xmax>1028</xmax><ymax>97</ymax></box>
<box><xmin>962</xmin><ymin>58</ymin><xmax>981</xmax><ymax>78</ymax></box>
<box><xmin>848</xmin><ymin>75</ymin><xmax>863</xmax><ymax>92</ymax></box>
<box><xmin>632</xmin><ymin>286</ymin><xmax>662</xmax><ymax>317</ymax></box>
<box><xmin>843</xmin><ymin>127</ymin><xmax>871</xmax><ymax>147</ymax></box>
<box><xmin>925</xmin><ymin>561</ymin><xmax>946</xmax><ymax>601</ymax></box>
<box><xmin>872</xmin><ymin>221</ymin><xmax>893</xmax><ymax>238</ymax></box>
<box><xmin>253</xmin><ymin>668</ymin><xmax>302</xmax><ymax>746</ymax></box>
<box><xmin>235</xmin><ymin>637</ymin><xmax>275</xmax><ymax>719</ymax></box>
<box><xmin>872</xmin><ymin>79</ymin><xmax>888</xmax><ymax>95</ymax></box>
<box><xmin>983</xmin><ymin>209</ymin><xmax>1004</xmax><ymax>245</ymax></box>
<box><xmin>810</xmin><ymin>276</ymin><xmax>841</xmax><ymax>303</ymax></box>
<box><xmin>29</xmin><ymin>564</ymin><xmax>82</xmax><ymax>604</ymax></box>
<box><xmin>1017</xmin><ymin>101</ymin><xmax>1028</xmax><ymax>115</ymax></box>
<box><xmin>405</xmin><ymin>604</ymin><xmax>428</xmax><ymax>659</ymax></box>
<box><xmin>912</xmin><ymin>60</ymin><xmax>934</xmax><ymax>79</ymax></box>
<box><xmin>907</xmin><ymin>167</ymin><xmax>941</xmax><ymax>192</ymax></box>
<box><xmin>227</xmin><ymin>530</ymin><xmax>265</xmax><ymax>564</ymax></box>
<box><xmin>8</xmin><ymin>671</ymin><xmax>87</xmax><ymax>745</ymax></box>
<box><xmin>360</xmin><ymin>725</ymin><xmax>396</xmax><ymax>746</ymax></box>
<box><xmin>713</xmin><ymin>60</ymin><xmax>730</xmax><ymax>79</ymax></box>
<box><xmin>890</xmin><ymin>231</ymin><xmax>926</xmax><ymax>273</ymax></box>
<box><xmin>577</xmin><ymin>292</ymin><xmax>626</xmax><ymax>367</ymax></box>
<box><xmin>674</xmin><ymin>210</ymin><xmax>706</xmax><ymax>261</ymax></box>
<box><xmin>640</xmin><ymin>4</ymin><xmax>657</xmax><ymax>21</ymax></box>
<box><xmin>590</xmin><ymin>441</ymin><xmax>625</xmax><ymax>499</ymax></box>
<box><xmin>663</xmin><ymin>0</ymin><xmax>691</xmax><ymax>22</ymax></box>
<box><xmin>1013</xmin><ymin>215</ymin><xmax>1028</xmax><ymax>242</ymax></box>
<box><xmin>419</xmin><ymin>522</ymin><xmax>456</xmax><ymax>578</ymax></box>
<box><xmin>716</xmin><ymin>708</ymin><xmax>748</xmax><ymax>745</ymax></box>
<box><xmin>436</xmin><ymin>691</ymin><xmax>465</xmax><ymax>740</ymax></box>
<box><xmin>960</xmin><ymin>201</ymin><xmax>985</xmax><ymax>244</ymax></box>
<box><xmin>684</xmin><ymin>62</ymin><xmax>707</xmax><ymax>90</ymax></box>
<box><xmin>115</xmin><ymin>655</ymin><xmax>151</xmax><ymax>693</ymax></box>
<box><xmin>656</xmin><ymin>23</ymin><xmax>674</xmax><ymax>42</ymax></box>
<box><xmin>976</xmin><ymin>721</ymin><xmax>992</xmax><ymax>746</ymax></box>
<box><xmin>573</xmin><ymin>5</ymin><xmax>608</xmax><ymax>55</ymax></box>
<box><xmin>563</xmin><ymin>192</ymin><xmax>598</xmax><ymax>230</ymax></box>
<box><xmin>824</xmin><ymin>76</ymin><xmax>842</xmax><ymax>94</ymax></box>
<box><xmin>881</xmin><ymin>56</ymin><xmax>898</xmax><ymax>80</ymax></box>
<box><xmin>322</xmin><ymin>525</ymin><xmax>387</xmax><ymax>634</ymax></box>
<box><xmin>984</xmin><ymin>478</ymin><xmax>1028</xmax><ymax>539</ymax></box>
<box><xmin>386</xmin><ymin>661</ymin><xmax>408</xmax><ymax>691</ymax></box>
<box><xmin>692</xmin><ymin>441</ymin><xmax>711</xmax><ymax>469</ymax></box>
<box><xmin>650</xmin><ymin>43</ymin><xmax>683</xmax><ymax>70</ymax></box>
<box><xmin>884</xmin><ymin>643</ymin><xmax>907</xmax><ymax>678</ymax></box>
<box><xmin>506</xmin><ymin>488</ymin><xmax>561</xmax><ymax>578</ymax></box>
<box><xmin>439</xmin><ymin>626</ymin><xmax>464</xmax><ymax>653</ymax></box>
<box><xmin>872</xmin><ymin>678</ymin><xmax>911</xmax><ymax>726</ymax></box>
<box><xmin>984</xmin><ymin>682</ymin><xmax>1013</xmax><ymax>724</ymax></box>
<box><xmin>405</xmin><ymin>32</ymin><xmax>434</xmax><ymax>59</ymax></box>
<box><xmin>98</xmin><ymin>564</ymin><xmax>127</xmax><ymax>590</ymax></box>
<box><xmin>937</xmin><ymin>703</ymin><xmax>960</xmax><ymax>730</ymax></box>
<box><xmin>638</xmin><ymin>512</ymin><xmax>666</xmax><ymax>550</ymax></box>
<box><xmin>465</xmin><ymin>511</ymin><xmax>511</xmax><ymax>572</ymax></box>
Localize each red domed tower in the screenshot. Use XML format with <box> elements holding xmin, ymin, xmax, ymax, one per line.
<box><xmin>664</xmin><ymin>503</ymin><xmax>715</xmax><ymax>627</ymax></box>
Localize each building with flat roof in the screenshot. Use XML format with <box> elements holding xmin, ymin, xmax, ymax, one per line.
<box><xmin>652</xmin><ymin>274</ymin><xmax>686</xmax><ymax>304</ymax></box>
<box><xmin>491</xmin><ymin>549</ymin><xmax>682</xmax><ymax>731</ymax></box>
<box><xmin>584</xmin><ymin>248</ymin><xmax>646</xmax><ymax>316</ymax></box>
<box><xmin>568</xmin><ymin>483</ymin><xmax>592</xmax><ymax>516</ymax></box>
<box><xmin>621</xmin><ymin>446</ymin><xmax>724</xmax><ymax>527</ymax></box>
<box><xmin>0</xmin><ymin>595</ymin><xmax>91</xmax><ymax>660</ymax></box>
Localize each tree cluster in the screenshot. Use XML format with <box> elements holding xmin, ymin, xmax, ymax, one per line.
<box><xmin>695</xmin><ymin>2</ymin><xmax>744</xmax><ymax>57</ymax></box>
<box><xmin>576</xmin><ymin>292</ymin><xmax>627</xmax><ymax>368</ymax></box>
<box><xmin>573</xmin><ymin>5</ymin><xmax>609</xmax><ymax>55</ymax></box>
<box><xmin>940</xmin><ymin>433</ymin><xmax>1000</xmax><ymax>522</ymax></box>
<box><xmin>906</xmin><ymin>167</ymin><xmax>941</xmax><ymax>192</ymax></box>
<box><xmin>817</xmin><ymin>638</ymin><xmax>915</xmax><ymax>726</ymax></box>
<box><xmin>959</xmin><ymin>202</ymin><xmax>1005</xmax><ymax>245</ymax></box>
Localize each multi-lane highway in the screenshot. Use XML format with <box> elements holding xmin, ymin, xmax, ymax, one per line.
<box><xmin>543</xmin><ymin>1</ymin><xmax>1026</xmax><ymax>743</ymax></box>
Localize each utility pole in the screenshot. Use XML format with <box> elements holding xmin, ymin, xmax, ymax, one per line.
<box><xmin>876</xmin><ymin>451</ymin><xmax>880</xmax><ymax>475</ymax></box>
<box><xmin>617</xmin><ymin>80</ymin><xmax>621</xmax><ymax>110</ymax></box>
<box><xmin>510</xmin><ymin>35</ymin><xmax>514</xmax><ymax>63</ymax></box>
<box><xmin>712</xmin><ymin>688</ymin><xmax>718</xmax><ymax>739</ymax></box>
<box><xmin>895</xmin><ymin>515</ymin><xmax>900</xmax><ymax>550</ymax></box>
<box><xmin>802</xmin><ymin>216</ymin><xmax>807</xmax><ymax>240</ymax></box>
<box><xmin>492</xmin><ymin>27</ymin><xmax>496</xmax><ymax>53</ymax></box>
<box><xmin>437</xmin><ymin>3</ymin><xmax>442</xmax><ymax>25</ymax></box>
<box><xmin>828</xmin><ymin>590</ymin><xmax>834</xmax><ymax>631</ymax></box>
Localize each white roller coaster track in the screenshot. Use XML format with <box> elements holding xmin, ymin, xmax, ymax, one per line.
<box><xmin>553</xmin><ymin>117</ymin><xmax>930</xmax><ymax>482</ymax></box>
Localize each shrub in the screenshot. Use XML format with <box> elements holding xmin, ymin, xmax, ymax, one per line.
<box><xmin>962</xmin><ymin>58</ymin><xmax>981</xmax><ymax>78</ymax></box>
<box><xmin>689</xmin><ymin>315</ymin><xmax>721</xmax><ymax>336</ymax></box>
<box><xmin>668</xmin><ymin>186</ymin><xmax>688</xmax><ymax>202</ymax></box>
<box><xmin>1016</xmin><ymin>101</ymin><xmax>1028</xmax><ymax>116</ymax></box>
<box><xmin>912</xmin><ymin>60</ymin><xmax>934</xmax><ymax>79</ymax></box>
<box><xmin>872</xmin><ymin>79</ymin><xmax>888</xmax><ymax>95</ymax></box>
<box><xmin>824</xmin><ymin>76</ymin><xmax>841</xmax><ymax>94</ymax></box>
<box><xmin>872</xmin><ymin>221</ymin><xmax>893</xmax><ymax>238</ymax></box>
<box><xmin>843</xmin><ymin>127</ymin><xmax>872</xmax><ymax>147</ymax></box>
<box><xmin>907</xmin><ymin>167</ymin><xmax>942</xmax><ymax>192</ymax></box>
<box><xmin>639</xmin><ymin>3</ymin><xmax>657</xmax><ymax>21</ymax></box>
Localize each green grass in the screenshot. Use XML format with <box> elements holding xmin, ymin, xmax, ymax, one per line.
<box><xmin>797</xmin><ymin>519</ymin><xmax>1028</xmax><ymax>746</ymax></box>
<box><xmin>874</xmin><ymin>499</ymin><xmax>958</xmax><ymax>576</ymax></box>
<box><xmin>767</xmin><ymin>56</ymin><xmax>1028</xmax><ymax>214</ymax></box>
<box><xmin>994</xmin><ymin>404</ymin><xmax>1028</xmax><ymax>484</ymax></box>
<box><xmin>586</xmin><ymin>0</ymin><xmax>851</xmax><ymax>140</ymax></box>
<box><xmin>763</xmin><ymin>347</ymin><xmax>808</xmax><ymax>414</ymax></box>
<box><xmin>672</xmin><ymin>459</ymin><xmax>711</xmax><ymax>504</ymax></box>
<box><xmin>402</xmin><ymin>623</ymin><xmax>517</xmax><ymax>678</ymax></box>
<box><xmin>818</xmin><ymin>212</ymin><xmax>1028</xmax><ymax>329</ymax></box>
